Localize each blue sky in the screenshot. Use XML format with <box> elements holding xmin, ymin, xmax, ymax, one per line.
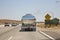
<box><xmin>0</xmin><ymin>0</ymin><xmax>60</xmax><ymax>21</ymax></box>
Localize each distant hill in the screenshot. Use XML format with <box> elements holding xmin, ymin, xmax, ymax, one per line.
<box><xmin>0</xmin><ymin>19</ymin><xmax>21</xmax><ymax>24</ymax></box>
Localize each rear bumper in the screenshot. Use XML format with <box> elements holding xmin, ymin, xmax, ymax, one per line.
<box><xmin>21</xmin><ymin>27</ymin><xmax>36</xmax><ymax>31</ymax></box>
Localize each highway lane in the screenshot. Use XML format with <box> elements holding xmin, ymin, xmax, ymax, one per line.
<box><xmin>0</xmin><ymin>27</ymin><xmax>17</xmax><ymax>35</ymax></box>
<box><xmin>0</xmin><ymin>26</ymin><xmax>19</xmax><ymax>40</ymax></box>
<box><xmin>0</xmin><ymin>26</ymin><xmax>50</xmax><ymax>40</ymax></box>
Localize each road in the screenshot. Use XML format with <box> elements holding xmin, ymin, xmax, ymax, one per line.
<box><xmin>37</xmin><ymin>27</ymin><xmax>60</xmax><ymax>40</ymax></box>
<box><xmin>0</xmin><ymin>27</ymin><xmax>16</xmax><ymax>35</ymax></box>
<box><xmin>42</xmin><ymin>31</ymin><xmax>60</xmax><ymax>40</ymax></box>
<box><xmin>0</xmin><ymin>26</ymin><xmax>50</xmax><ymax>40</ymax></box>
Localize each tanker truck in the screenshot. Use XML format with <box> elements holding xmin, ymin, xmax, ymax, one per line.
<box><xmin>21</xmin><ymin>14</ymin><xmax>36</xmax><ymax>31</ymax></box>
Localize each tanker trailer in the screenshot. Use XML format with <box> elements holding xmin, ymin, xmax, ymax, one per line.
<box><xmin>21</xmin><ymin>14</ymin><xmax>36</xmax><ymax>31</ymax></box>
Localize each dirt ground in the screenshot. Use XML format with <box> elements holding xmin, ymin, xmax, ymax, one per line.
<box><xmin>36</xmin><ymin>23</ymin><xmax>60</xmax><ymax>30</ymax></box>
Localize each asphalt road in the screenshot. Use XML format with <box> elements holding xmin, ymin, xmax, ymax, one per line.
<box><xmin>0</xmin><ymin>27</ymin><xmax>16</xmax><ymax>35</ymax></box>
<box><xmin>0</xmin><ymin>26</ymin><xmax>50</xmax><ymax>40</ymax></box>
<box><xmin>37</xmin><ymin>27</ymin><xmax>60</xmax><ymax>40</ymax></box>
<box><xmin>42</xmin><ymin>31</ymin><xmax>60</xmax><ymax>40</ymax></box>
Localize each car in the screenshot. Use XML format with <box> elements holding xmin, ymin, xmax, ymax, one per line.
<box><xmin>4</xmin><ymin>23</ymin><xmax>9</xmax><ymax>27</ymax></box>
<box><xmin>11</xmin><ymin>23</ymin><xmax>17</xmax><ymax>26</ymax></box>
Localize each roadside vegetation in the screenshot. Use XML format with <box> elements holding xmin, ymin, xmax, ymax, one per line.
<box><xmin>37</xmin><ymin>13</ymin><xmax>60</xmax><ymax>29</ymax></box>
<box><xmin>45</xmin><ymin>18</ymin><xmax>59</xmax><ymax>28</ymax></box>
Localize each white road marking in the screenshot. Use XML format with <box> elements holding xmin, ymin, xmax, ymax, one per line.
<box><xmin>38</xmin><ymin>31</ymin><xmax>55</xmax><ymax>40</ymax></box>
<box><xmin>8</xmin><ymin>36</ymin><xmax>13</xmax><ymax>40</ymax></box>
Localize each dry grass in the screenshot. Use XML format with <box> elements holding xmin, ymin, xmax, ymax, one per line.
<box><xmin>0</xmin><ymin>19</ymin><xmax>21</xmax><ymax>24</ymax></box>
<box><xmin>36</xmin><ymin>23</ymin><xmax>60</xmax><ymax>30</ymax></box>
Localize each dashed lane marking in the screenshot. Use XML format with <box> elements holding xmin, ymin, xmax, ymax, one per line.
<box><xmin>8</xmin><ymin>36</ymin><xmax>13</xmax><ymax>40</ymax></box>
